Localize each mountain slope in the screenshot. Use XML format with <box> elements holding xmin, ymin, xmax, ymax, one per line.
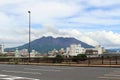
<box><xmin>5</xmin><ymin>36</ymin><xmax>94</xmax><ymax>53</ymax></box>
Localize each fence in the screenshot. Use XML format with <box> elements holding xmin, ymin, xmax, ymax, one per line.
<box><xmin>0</xmin><ymin>56</ymin><xmax>120</xmax><ymax>65</ymax></box>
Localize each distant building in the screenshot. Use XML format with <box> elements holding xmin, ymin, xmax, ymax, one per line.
<box><xmin>48</xmin><ymin>49</ymin><xmax>59</xmax><ymax>56</ymax></box>
<box><xmin>47</xmin><ymin>44</ymin><xmax>106</xmax><ymax>57</ymax></box>
<box><xmin>20</xmin><ymin>49</ymin><xmax>28</xmax><ymax>56</ymax></box>
<box><xmin>15</xmin><ymin>48</ymin><xmax>21</xmax><ymax>57</ymax></box>
<box><xmin>30</xmin><ymin>50</ymin><xmax>37</xmax><ymax>57</ymax></box>
<box><xmin>86</xmin><ymin>45</ymin><xmax>106</xmax><ymax>55</ymax></box>
<box><xmin>64</xmin><ymin>44</ymin><xmax>106</xmax><ymax>57</ymax></box>
<box><xmin>48</xmin><ymin>48</ymin><xmax>65</xmax><ymax>57</ymax></box>
<box><xmin>14</xmin><ymin>49</ymin><xmax>39</xmax><ymax>57</ymax></box>
<box><xmin>6</xmin><ymin>51</ymin><xmax>15</xmax><ymax>57</ymax></box>
<box><xmin>66</xmin><ymin>44</ymin><xmax>86</xmax><ymax>56</ymax></box>
<box><xmin>59</xmin><ymin>48</ymin><xmax>65</xmax><ymax>55</ymax></box>
<box><xmin>0</xmin><ymin>44</ymin><xmax>4</xmax><ymax>53</ymax></box>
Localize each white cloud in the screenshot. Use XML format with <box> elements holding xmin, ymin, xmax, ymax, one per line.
<box><xmin>33</xmin><ymin>26</ymin><xmax>120</xmax><ymax>48</ymax></box>
<box><xmin>87</xmin><ymin>0</ymin><xmax>120</xmax><ymax>7</ymax></box>
<box><xmin>86</xmin><ymin>31</ymin><xmax>120</xmax><ymax>48</ymax></box>
<box><xmin>0</xmin><ymin>0</ymin><xmax>120</xmax><ymax>48</ymax></box>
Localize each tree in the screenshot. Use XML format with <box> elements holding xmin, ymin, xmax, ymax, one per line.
<box><xmin>76</xmin><ymin>54</ymin><xmax>87</xmax><ymax>61</ymax></box>
<box><xmin>0</xmin><ymin>53</ymin><xmax>7</xmax><ymax>57</ymax></box>
<box><xmin>55</xmin><ymin>55</ymin><xmax>64</xmax><ymax>63</ymax></box>
<box><xmin>72</xmin><ymin>54</ymin><xmax>87</xmax><ymax>63</ymax></box>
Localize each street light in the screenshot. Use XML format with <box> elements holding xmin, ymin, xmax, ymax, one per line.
<box><xmin>28</xmin><ymin>11</ymin><xmax>31</xmax><ymax>62</ymax></box>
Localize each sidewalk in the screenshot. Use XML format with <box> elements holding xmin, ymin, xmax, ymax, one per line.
<box><xmin>0</xmin><ymin>62</ymin><xmax>120</xmax><ymax>67</ymax></box>
<box><xmin>28</xmin><ymin>63</ymin><xmax>120</xmax><ymax>67</ymax></box>
<box><xmin>15</xmin><ymin>62</ymin><xmax>120</xmax><ymax>67</ymax></box>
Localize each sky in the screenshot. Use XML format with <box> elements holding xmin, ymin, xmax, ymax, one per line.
<box><xmin>0</xmin><ymin>0</ymin><xmax>120</xmax><ymax>49</ymax></box>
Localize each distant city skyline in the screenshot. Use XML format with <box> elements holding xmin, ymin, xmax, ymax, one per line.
<box><xmin>0</xmin><ymin>0</ymin><xmax>120</xmax><ymax>48</ymax></box>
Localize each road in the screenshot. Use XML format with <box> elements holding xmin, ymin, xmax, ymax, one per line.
<box><xmin>0</xmin><ymin>64</ymin><xmax>120</xmax><ymax>80</ymax></box>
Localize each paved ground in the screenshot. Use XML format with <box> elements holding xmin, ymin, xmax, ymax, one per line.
<box><xmin>0</xmin><ymin>74</ymin><xmax>39</xmax><ymax>80</ymax></box>
<box><xmin>0</xmin><ymin>64</ymin><xmax>120</xmax><ymax>80</ymax></box>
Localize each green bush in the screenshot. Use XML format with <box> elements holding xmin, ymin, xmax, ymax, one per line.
<box><xmin>76</xmin><ymin>54</ymin><xmax>87</xmax><ymax>61</ymax></box>
<box><xmin>0</xmin><ymin>53</ymin><xmax>7</xmax><ymax>57</ymax></box>
<box><xmin>72</xmin><ymin>54</ymin><xmax>87</xmax><ymax>63</ymax></box>
<box><xmin>55</xmin><ymin>55</ymin><xmax>64</xmax><ymax>63</ymax></box>
<box><xmin>14</xmin><ymin>58</ymin><xmax>19</xmax><ymax>64</ymax></box>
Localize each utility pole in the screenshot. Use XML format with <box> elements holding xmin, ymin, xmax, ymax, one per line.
<box><xmin>28</xmin><ymin>11</ymin><xmax>31</xmax><ymax>62</ymax></box>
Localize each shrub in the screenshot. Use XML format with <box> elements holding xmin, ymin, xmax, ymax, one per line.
<box><xmin>72</xmin><ymin>54</ymin><xmax>87</xmax><ymax>63</ymax></box>
<box><xmin>55</xmin><ymin>55</ymin><xmax>64</xmax><ymax>63</ymax></box>
<box><xmin>14</xmin><ymin>58</ymin><xmax>19</xmax><ymax>64</ymax></box>
<box><xmin>76</xmin><ymin>54</ymin><xmax>87</xmax><ymax>61</ymax></box>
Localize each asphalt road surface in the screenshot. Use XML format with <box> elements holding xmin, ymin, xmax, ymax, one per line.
<box><xmin>0</xmin><ymin>64</ymin><xmax>120</xmax><ymax>80</ymax></box>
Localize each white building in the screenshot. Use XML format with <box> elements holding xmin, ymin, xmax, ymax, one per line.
<box><xmin>65</xmin><ymin>44</ymin><xmax>106</xmax><ymax>57</ymax></box>
<box><xmin>30</xmin><ymin>50</ymin><xmax>37</xmax><ymax>57</ymax></box>
<box><xmin>15</xmin><ymin>49</ymin><xmax>38</xmax><ymax>57</ymax></box>
<box><xmin>95</xmin><ymin>45</ymin><xmax>106</xmax><ymax>54</ymax></box>
<box><xmin>15</xmin><ymin>48</ymin><xmax>21</xmax><ymax>57</ymax></box>
<box><xmin>0</xmin><ymin>44</ymin><xmax>4</xmax><ymax>53</ymax></box>
<box><xmin>86</xmin><ymin>45</ymin><xmax>106</xmax><ymax>55</ymax></box>
<box><xmin>66</xmin><ymin>44</ymin><xmax>86</xmax><ymax>56</ymax></box>
<box><xmin>48</xmin><ymin>49</ymin><xmax>59</xmax><ymax>56</ymax></box>
<box><xmin>20</xmin><ymin>49</ymin><xmax>28</xmax><ymax>56</ymax></box>
<box><xmin>48</xmin><ymin>48</ymin><xmax>65</xmax><ymax>57</ymax></box>
<box><xmin>59</xmin><ymin>48</ymin><xmax>65</xmax><ymax>55</ymax></box>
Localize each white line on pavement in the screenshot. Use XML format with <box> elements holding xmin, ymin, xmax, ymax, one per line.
<box><xmin>2</xmin><ymin>70</ymin><xmax>42</xmax><ymax>75</ymax></box>
<box><xmin>37</xmin><ymin>66</ymin><xmax>76</xmax><ymax>70</ymax></box>
<box><xmin>0</xmin><ymin>74</ymin><xmax>8</xmax><ymax>76</ymax></box>
<box><xmin>0</xmin><ymin>64</ymin><xmax>16</xmax><ymax>67</ymax></box>
<box><xmin>99</xmin><ymin>76</ymin><xmax>120</xmax><ymax>79</ymax></box>
<box><xmin>0</xmin><ymin>74</ymin><xmax>40</xmax><ymax>80</ymax></box>
<box><xmin>110</xmin><ymin>71</ymin><xmax>120</xmax><ymax>74</ymax></box>
<box><xmin>104</xmin><ymin>74</ymin><xmax>120</xmax><ymax>77</ymax></box>
<box><xmin>24</xmin><ymin>68</ymin><xmax>61</xmax><ymax>72</ymax></box>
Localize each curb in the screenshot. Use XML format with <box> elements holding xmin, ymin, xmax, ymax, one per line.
<box><xmin>0</xmin><ymin>62</ymin><xmax>120</xmax><ymax>68</ymax></box>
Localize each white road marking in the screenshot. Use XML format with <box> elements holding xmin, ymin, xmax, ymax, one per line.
<box><xmin>110</xmin><ymin>71</ymin><xmax>120</xmax><ymax>74</ymax></box>
<box><xmin>36</xmin><ymin>66</ymin><xmax>76</xmax><ymax>70</ymax></box>
<box><xmin>2</xmin><ymin>70</ymin><xmax>42</xmax><ymax>75</ymax></box>
<box><xmin>0</xmin><ymin>64</ymin><xmax>16</xmax><ymax>67</ymax></box>
<box><xmin>104</xmin><ymin>74</ymin><xmax>120</xmax><ymax>77</ymax></box>
<box><xmin>99</xmin><ymin>76</ymin><xmax>120</xmax><ymax>79</ymax></box>
<box><xmin>99</xmin><ymin>70</ymin><xmax>120</xmax><ymax>80</ymax></box>
<box><xmin>0</xmin><ymin>74</ymin><xmax>8</xmax><ymax>76</ymax></box>
<box><xmin>0</xmin><ymin>74</ymin><xmax>40</xmax><ymax>80</ymax></box>
<box><xmin>24</xmin><ymin>68</ymin><xmax>61</xmax><ymax>72</ymax></box>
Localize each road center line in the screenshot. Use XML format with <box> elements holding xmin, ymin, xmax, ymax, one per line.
<box><xmin>2</xmin><ymin>70</ymin><xmax>42</xmax><ymax>75</ymax></box>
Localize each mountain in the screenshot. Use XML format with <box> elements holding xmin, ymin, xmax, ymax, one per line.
<box><xmin>107</xmin><ymin>48</ymin><xmax>120</xmax><ymax>52</ymax></box>
<box><xmin>5</xmin><ymin>36</ymin><xmax>94</xmax><ymax>53</ymax></box>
